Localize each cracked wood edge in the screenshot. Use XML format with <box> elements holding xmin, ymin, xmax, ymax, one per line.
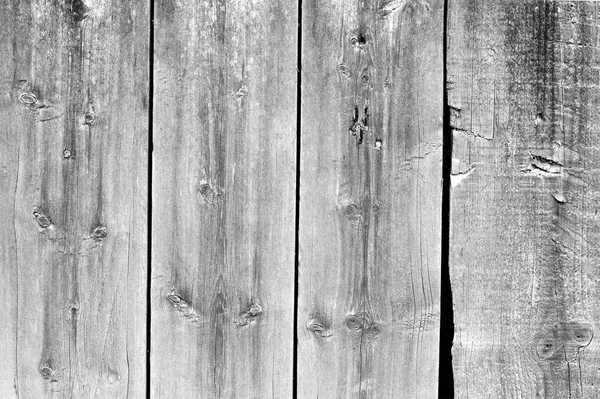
<box><xmin>449</xmin><ymin>1</ymin><xmax>600</xmax><ymax>397</ymax></box>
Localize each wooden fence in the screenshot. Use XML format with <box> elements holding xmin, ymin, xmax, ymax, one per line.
<box><xmin>1</xmin><ymin>0</ymin><xmax>597</xmax><ymax>397</ymax></box>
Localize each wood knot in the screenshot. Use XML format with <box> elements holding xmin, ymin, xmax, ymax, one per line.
<box><xmin>534</xmin><ymin>321</ymin><xmax>593</xmax><ymax>362</ymax></box>
<box><xmin>196</xmin><ymin>182</ymin><xmax>223</xmax><ymax>205</ymax></box>
<box><xmin>365</xmin><ymin>323</ymin><xmax>382</xmax><ymax>340</ymax></box>
<box><xmin>19</xmin><ymin>92</ymin><xmax>37</xmax><ymax>105</ymax></box>
<box><xmin>345</xmin><ymin>203</ymin><xmax>362</xmax><ymax>221</ymax></box>
<box><xmin>535</xmin><ymin>112</ymin><xmax>545</xmax><ymax>126</ymax></box>
<box><xmin>565</xmin><ymin>323</ymin><xmax>594</xmax><ymax>347</ymax></box>
<box><xmin>345</xmin><ymin>315</ymin><xmax>363</xmax><ymax>332</ymax></box>
<box><xmin>351</xmin><ymin>34</ymin><xmax>367</xmax><ymax>50</ymax></box>
<box><xmin>70</xmin><ymin>0</ymin><xmax>89</xmax><ymax>23</ymax></box>
<box><xmin>33</xmin><ymin>210</ymin><xmax>52</xmax><ymax>228</ymax></box>
<box><xmin>167</xmin><ymin>292</ymin><xmax>187</xmax><ymax>306</ymax></box>
<box><xmin>338</xmin><ymin>63</ymin><xmax>351</xmax><ymax>80</ymax></box>
<box><xmin>167</xmin><ymin>292</ymin><xmax>197</xmax><ymax>321</ymax></box>
<box><xmin>247</xmin><ymin>303</ymin><xmax>262</xmax><ymax>317</ymax></box>
<box><xmin>237</xmin><ymin>301</ymin><xmax>262</xmax><ymax>327</ymax></box>
<box><xmin>91</xmin><ymin>225</ymin><xmax>107</xmax><ymax>240</ymax></box>
<box><xmin>167</xmin><ymin>292</ymin><xmax>184</xmax><ymax>304</ymax></box>
<box><xmin>371</xmin><ymin>200</ymin><xmax>381</xmax><ymax>214</ymax></box>
<box><xmin>236</xmin><ymin>84</ymin><xmax>248</xmax><ymax>99</ymax></box>
<box><xmin>535</xmin><ymin>339</ymin><xmax>556</xmax><ymax>360</ymax></box>
<box><xmin>39</xmin><ymin>364</ymin><xmax>58</xmax><ymax>382</ymax></box>
<box><xmin>345</xmin><ymin>312</ymin><xmax>382</xmax><ymax>340</ymax></box>
<box><xmin>83</xmin><ymin>111</ymin><xmax>96</xmax><ymax>126</ymax></box>
<box><xmin>307</xmin><ymin>317</ymin><xmax>332</xmax><ymax>338</ymax></box>
<box><xmin>39</xmin><ymin>366</ymin><xmax>53</xmax><ymax>377</ymax></box>
<box><xmin>69</xmin><ymin>303</ymin><xmax>79</xmax><ymax>316</ymax></box>
<box><xmin>63</xmin><ymin>149</ymin><xmax>72</xmax><ymax>159</ymax></box>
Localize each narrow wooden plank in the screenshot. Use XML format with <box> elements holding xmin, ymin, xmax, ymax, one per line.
<box><xmin>0</xmin><ymin>0</ymin><xmax>148</xmax><ymax>397</ymax></box>
<box><xmin>298</xmin><ymin>1</ymin><xmax>444</xmax><ymax>397</ymax></box>
<box><xmin>151</xmin><ymin>1</ymin><xmax>297</xmax><ymax>397</ymax></box>
<box><xmin>449</xmin><ymin>1</ymin><xmax>600</xmax><ymax>397</ymax></box>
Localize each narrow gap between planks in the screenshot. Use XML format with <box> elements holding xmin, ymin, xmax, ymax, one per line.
<box><xmin>293</xmin><ymin>0</ymin><xmax>302</xmax><ymax>397</ymax></box>
<box><xmin>439</xmin><ymin>0</ymin><xmax>455</xmax><ymax>396</ymax></box>
<box><xmin>146</xmin><ymin>0</ymin><xmax>155</xmax><ymax>397</ymax></box>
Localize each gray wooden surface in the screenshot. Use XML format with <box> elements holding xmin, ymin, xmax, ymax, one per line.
<box><xmin>151</xmin><ymin>0</ymin><xmax>297</xmax><ymax>397</ymax></box>
<box><xmin>8</xmin><ymin>0</ymin><xmax>598</xmax><ymax>397</ymax></box>
<box><xmin>448</xmin><ymin>1</ymin><xmax>600</xmax><ymax>397</ymax></box>
<box><xmin>0</xmin><ymin>0</ymin><xmax>148</xmax><ymax>397</ymax></box>
<box><xmin>298</xmin><ymin>1</ymin><xmax>444</xmax><ymax>397</ymax></box>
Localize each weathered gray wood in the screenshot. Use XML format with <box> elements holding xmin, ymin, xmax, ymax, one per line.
<box><xmin>449</xmin><ymin>1</ymin><xmax>600</xmax><ymax>397</ymax></box>
<box><xmin>151</xmin><ymin>1</ymin><xmax>297</xmax><ymax>397</ymax></box>
<box><xmin>0</xmin><ymin>0</ymin><xmax>148</xmax><ymax>397</ymax></box>
<box><xmin>298</xmin><ymin>1</ymin><xmax>444</xmax><ymax>397</ymax></box>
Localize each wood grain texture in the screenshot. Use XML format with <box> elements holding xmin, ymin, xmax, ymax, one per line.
<box><xmin>151</xmin><ymin>0</ymin><xmax>297</xmax><ymax>397</ymax></box>
<box><xmin>0</xmin><ymin>0</ymin><xmax>148</xmax><ymax>397</ymax></box>
<box><xmin>298</xmin><ymin>0</ymin><xmax>443</xmax><ymax>397</ymax></box>
<box><xmin>449</xmin><ymin>1</ymin><xmax>600</xmax><ymax>397</ymax></box>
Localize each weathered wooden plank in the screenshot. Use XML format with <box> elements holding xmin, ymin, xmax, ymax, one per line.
<box><xmin>298</xmin><ymin>1</ymin><xmax>444</xmax><ymax>397</ymax></box>
<box><xmin>151</xmin><ymin>0</ymin><xmax>297</xmax><ymax>397</ymax></box>
<box><xmin>449</xmin><ymin>1</ymin><xmax>600</xmax><ymax>397</ymax></box>
<box><xmin>0</xmin><ymin>0</ymin><xmax>148</xmax><ymax>397</ymax></box>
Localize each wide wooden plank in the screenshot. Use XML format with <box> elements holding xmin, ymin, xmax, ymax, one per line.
<box><xmin>449</xmin><ymin>1</ymin><xmax>600</xmax><ymax>397</ymax></box>
<box><xmin>0</xmin><ymin>0</ymin><xmax>148</xmax><ymax>397</ymax></box>
<box><xmin>298</xmin><ymin>1</ymin><xmax>444</xmax><ymax>397</ymax></box>
<box><xmin>151</xmin><ymin>0</ymin><xmax>297</xmax><ymax>397</ymax></box>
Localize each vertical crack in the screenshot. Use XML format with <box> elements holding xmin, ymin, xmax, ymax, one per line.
<box><xmin>293</xmin><ymin>0</ymin><xmax>302</xmax><ymax>397</ymax></box>
<box><xmin>439</xmin><ymin>0</ymin><xmax>455</xmax><ymax>396</ymax></box>
<box><xmin>146</xmin><ymin>0</ymin><xmax>154</xmax><ymax>397</ymax></box>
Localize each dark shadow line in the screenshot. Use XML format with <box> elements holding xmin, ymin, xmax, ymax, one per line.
<box><xmin>439</xmin><ymin>0</ymin><xmax>455</xmax><ymax>397</ymax></box>
<box><xmin>146</xmin><ymin>0</ymin><xmax>154</xmax><ymax>397</ymax></box>
<box><xmin>293</xmin><ymin>0</ymin><xmax>302</xmax><ymax>397</ymax></box>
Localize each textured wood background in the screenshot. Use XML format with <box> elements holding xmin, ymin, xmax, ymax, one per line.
<box><xmin>448</xmin><ymin>1</ymin><xmax>600</xmax><ymax>397</ymax></box>
<box><xmin>0</xmin><ymin>0</ymin><xmax>148</xmax><ymax>397</ymax></box>
<box><xmin>4</xmin><ymin>0</ymin><xmax>600</xmax><ymax>398</ymax></box>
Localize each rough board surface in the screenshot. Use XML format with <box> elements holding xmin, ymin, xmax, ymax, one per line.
<box><xmin>449</xmin><ymin>1</ymin><xmax>600</xmax><ymax>397</ymax></box>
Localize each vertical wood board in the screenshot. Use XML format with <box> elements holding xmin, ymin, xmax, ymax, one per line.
<box><xmin>0</xmin><ymin>0</ymin><xmax>149</xmax><ymax>397</ymax></box>
<box><xmin>298</xmin><ymin>1</ymin><xmax>444</xmax><ymax>397</ymax></box>
<box><xmin>151</xmin><ymin>0</ymin><xmax>297</xmax><ymax>397</ymax></box>
<box><xmin>449</xmin><ymin>1</ymin><xmax>600</xmax><ymax>397</ymax></box>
